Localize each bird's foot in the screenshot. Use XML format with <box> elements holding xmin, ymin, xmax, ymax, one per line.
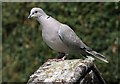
<box><xmin>47</xmin><ymin>56</ymin><xmax>66</xmax><ymax>62</ymax></box>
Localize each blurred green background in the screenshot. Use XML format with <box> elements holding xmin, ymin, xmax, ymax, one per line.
<box><xmin>2</xmin><ymin>2</ymin><xmax>119</xmax><ymax>83</ymax></box>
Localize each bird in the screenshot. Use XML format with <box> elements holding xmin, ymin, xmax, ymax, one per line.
<box><xmin>28</xmin><ymin>7</ymin><xmax>108</xmax><ymax>63</ymax></box>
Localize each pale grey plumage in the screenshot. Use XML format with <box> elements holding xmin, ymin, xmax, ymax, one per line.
<box><xmin>28</xmin><ymin>7</ymin><xmax>108</xmax><ymax>63</ymax></box>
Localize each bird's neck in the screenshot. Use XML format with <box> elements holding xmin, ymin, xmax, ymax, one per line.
<box><xmin>37</xmin><ymin>15</ymin><xmax>50</xmax><ymax>26</ymax></box>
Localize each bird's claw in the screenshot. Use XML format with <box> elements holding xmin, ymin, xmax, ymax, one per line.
<box><xmin>47</xmin><ymin>56</ymin><xmax>66</xmax><ymax>62</ymax></box>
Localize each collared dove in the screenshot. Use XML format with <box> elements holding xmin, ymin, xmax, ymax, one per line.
<box><xmin>28</xmin><ymin>7</ymin><xmax>108</xmax><ymax>63</ymax></box>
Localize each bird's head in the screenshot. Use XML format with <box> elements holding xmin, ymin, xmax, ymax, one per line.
<box><xmin>28</xmin><ymin>7</ymin><xmax>46</xmax><ymax>19</ymax></box>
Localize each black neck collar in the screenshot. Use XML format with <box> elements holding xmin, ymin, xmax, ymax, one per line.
<box><xmin>47</xmin><ymin>16</ymin><xmax>50</xmax><ymax>19</ymax></box>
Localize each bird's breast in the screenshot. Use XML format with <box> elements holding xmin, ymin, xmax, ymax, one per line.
<box><xmin>42</xmin><ymin>28</ymin><xmax>69</xmax><ymax>53</ymax></box>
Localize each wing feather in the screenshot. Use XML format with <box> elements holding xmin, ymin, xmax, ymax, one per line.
<box><xmin>58</xmin><ymin>24</ymin><xmax>92</xmax><ymax>52</ymax></box>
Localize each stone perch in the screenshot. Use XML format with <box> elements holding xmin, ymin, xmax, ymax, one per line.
<box><xmin>27</xmin><ymin>57</ymin><xmax>106</xmax><ymax>84</ymax></box>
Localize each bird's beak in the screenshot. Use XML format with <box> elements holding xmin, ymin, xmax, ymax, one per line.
<box><xmin>28</xmin><ymin>14</ymin><xmax>32</xmax><ymax>19</ymax></box>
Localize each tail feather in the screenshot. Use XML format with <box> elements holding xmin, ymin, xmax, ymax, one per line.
<box><xmin>85</xmin><ymin>50</ymin><xmax>109</xmax><ymax>63</ymax></box>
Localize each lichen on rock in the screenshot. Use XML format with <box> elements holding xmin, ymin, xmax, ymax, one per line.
<box><xmin>27</xmin><ymin>58</ymin><xmax>94</xmax><ymax>84</ymax></box>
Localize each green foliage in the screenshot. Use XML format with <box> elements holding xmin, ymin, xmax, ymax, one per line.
<box><xmin>2</xmin><ymin>2</ymin><xmax>119</xmax><ymax>83</ymax></box>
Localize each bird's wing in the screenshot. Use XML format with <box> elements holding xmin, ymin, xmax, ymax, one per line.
<box><xmin>58</xmin><ymin>24</ymin><xmax>108</xmax><ymax>63</ymax></box>
<box><xmin>58</xmin><ymin>24</ymin><xmax>92</xmax><ymax>52</ymax></box>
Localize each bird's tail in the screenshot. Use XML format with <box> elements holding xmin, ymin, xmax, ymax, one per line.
<box><xmin>85</xmin><ymin>50</ymin><xmax>109</xmax><ymax>63</ymax></box>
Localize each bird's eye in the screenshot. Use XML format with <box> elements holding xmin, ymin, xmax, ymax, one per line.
<box><xmin>35</xmin><ymin>11</ymin><xmax>38</xmax><ymax>13</ymax></box>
